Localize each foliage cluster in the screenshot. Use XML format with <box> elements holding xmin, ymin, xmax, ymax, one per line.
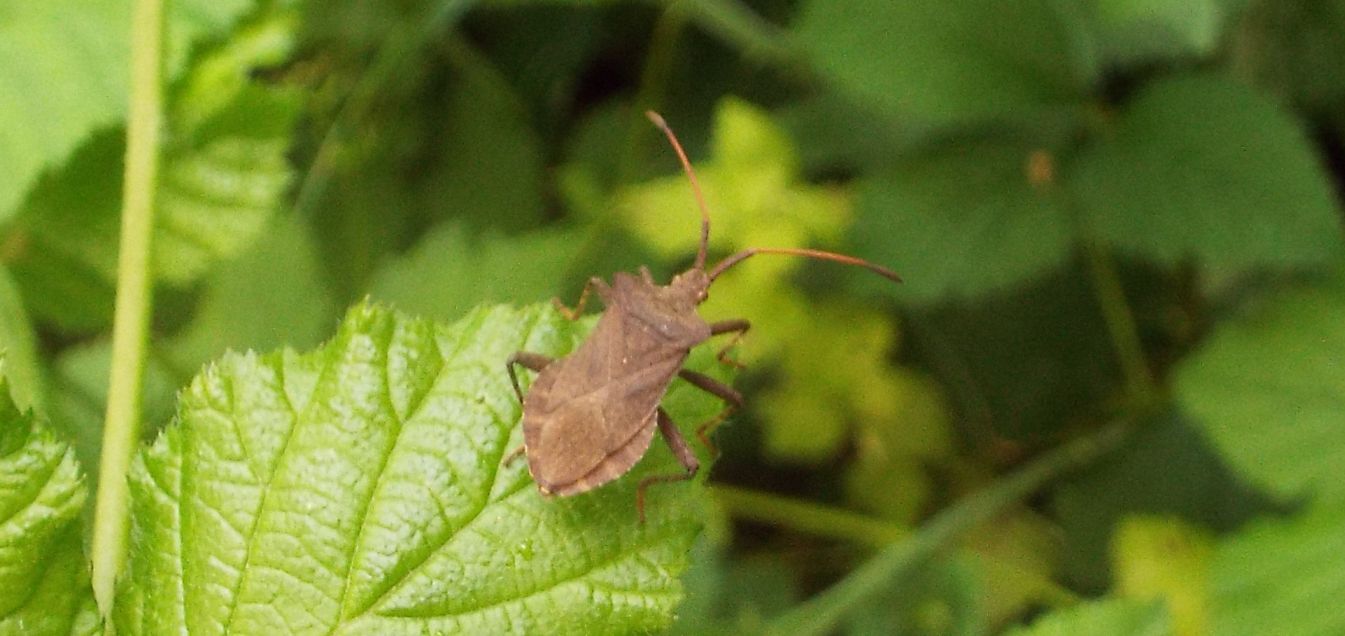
<box><xmin>2</xmin><ymin>0</ymin><xmax>1344</xmax><ymax>633</ymax></box>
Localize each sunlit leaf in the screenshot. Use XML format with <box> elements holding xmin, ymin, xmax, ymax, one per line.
<box><xmin>113</xmin><ymin>302</ymin><xmax>731</xmax><ymax>633</ymax></box>
<box><xmin>0</xmin><ymin>0</ymin><xmax>258</xmax><ymax>221</ymax></box>
<box><xmin>7</xmin><ymin>9</ymin><xmax>299</xmax><ymax>331</ymax></box>
<box><xmin>1111</xmin><ymin>515</ymin><xmax>1213</xmax><ymax>636</ymax></box>
<box><xmin>0</xmin><ymin>267</ymin><xmax>44</xmax><ymax>411</ymax></box>
<box><xmin>0</xmin><ymin>372</ymin><xmax>98</xmax><ymax>635</ymax></box>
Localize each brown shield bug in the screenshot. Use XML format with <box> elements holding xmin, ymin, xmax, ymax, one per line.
<box><xmin>506</xmin><ymin>111</ymin><xmax>901</xmax><ymax>521</ymax></box>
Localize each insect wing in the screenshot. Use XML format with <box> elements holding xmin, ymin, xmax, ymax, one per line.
<box><xmin>523</xmin><ymin>305</ymin><xmax>689</xmax><ymax>494</ymax></box>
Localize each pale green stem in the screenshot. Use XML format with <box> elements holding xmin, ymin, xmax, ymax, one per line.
<box><xmin>765</xmin><ymin>421</ymin><xmax>1131</xmax><ymax>635</ymax></box>
<box><xmin>712</xmin><ymin>484</ymin><xmax>907</xmax><ymax>548</ymax></box>
<box><xmin>90</xmin><ymin>0</ymin><xmax>165</xmax><ymax>618</ymax></box>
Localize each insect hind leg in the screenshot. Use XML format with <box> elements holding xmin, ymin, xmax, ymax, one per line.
<box><xmin>636</xmin><ymin>408</ymin><xmax>700</xmax><ymax>524</ymax></box>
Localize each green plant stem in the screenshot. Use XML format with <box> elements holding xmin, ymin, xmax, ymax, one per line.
<box><xmin>90</xmin><ymin>0</ymin><xmax>166</xmax><ymax>618</ymax></box>
<box><xmin>712</xmin><ymin>484</ymin><xmax>907</xmax><ymax>548</ymax></box>
<box><xmin>1083</xmin><ymin>237</ymin><xmax>1158</xmax><ymax>406</ymax></box>
<box><xmin>713</xmin><ymin>485</ymin><xmax>1080</xmax><ymax>608</ymax></box>
<box><xmin>672</xmin><ymin>0</ymin><xmax>802</xmax><ymax>65</ymax></box>
<box><xmin>765</xmin><ymin>421</ymin><xmax>1132</xmax><ymax>636</ymax></box>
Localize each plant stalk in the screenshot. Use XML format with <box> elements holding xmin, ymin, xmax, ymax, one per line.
<box><xmin>90</xmin><ymin>0</ymin><xmax>166</xmax><ymax>616</ymax></box>
<box><xmin>712</xmin><ymin>484</ymin><xmax>907</xmax><ymax>548</ymax></box>
<box><xmin>1083</xmin><ymin>237</ymin><xmax>1158</xmax><ymax>405</ymax></box>
<box><xmin>765</xmin><ymin>420</ymin><xmax>1131</xmax><ymax>635</ymax></box>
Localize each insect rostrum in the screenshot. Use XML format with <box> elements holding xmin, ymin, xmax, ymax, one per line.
<box><xmin>507</xmin><ymin>112</ymin><xmax>902</xmax><ymax>522</ymax></box>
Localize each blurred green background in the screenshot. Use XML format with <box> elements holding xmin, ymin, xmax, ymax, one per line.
<box><xmin>3</xmin><ymin>0</ymin><xmax>1344</xmax><ymax>633</ymax></box>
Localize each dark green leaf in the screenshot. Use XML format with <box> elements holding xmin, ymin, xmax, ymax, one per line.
<box><xmin>1091</xmin><ymin>0</ymin><xmax>1225</xmax><ymax>64</ymax></box>
<box><xmin>850</xmin><ymin>137</ymin><xmax>1072</xmax><ymax>301</ymax></box>
<box><xmin>1072</xmin><ymin>74</ymin><xmax>1342</xmax><ymax>272</ymax></box>
<box><xmin>1229</xmin><ymin>0</ymin><xmax>1345</xmax><ymax>117</ymax></box>
<box><xmin>114</xmin><ymin>302</ymin><xmax>731</xmax><ymax>633</ymax></box>
<box><xmin>794</xmin><ymin>0</ymin><xmax>1096</xmax><ymax>124</ymax></box>
<box><xmin>1053</xmin><ymin>411</ymin><xmax>1271</xmax><ymax>592</ymax></box>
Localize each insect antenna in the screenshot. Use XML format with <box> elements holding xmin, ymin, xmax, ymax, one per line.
<box><xmin>707</xmin><ymin>247</ymin><xmax>903</xmax><ymax>283</ymax></box>
<box><xmin>646</xmin><ymin>111</ymin><xmax>711</xmax><ymax>270</ymax></box>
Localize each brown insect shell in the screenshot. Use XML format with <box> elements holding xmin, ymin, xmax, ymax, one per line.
<box><xmin>521</xmin><ymin>266</ymin><xmax>714</xmax><ymax>497</ymax></box>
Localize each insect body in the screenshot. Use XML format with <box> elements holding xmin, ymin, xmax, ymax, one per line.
<box><xmin>507</xmin><ymin>112</ymin><xmax>901</xmax><ymax>521</ymax></box>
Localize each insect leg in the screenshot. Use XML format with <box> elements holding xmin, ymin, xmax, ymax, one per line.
<box><xmin>636</xmin><ymin>408</ymin><xmax>700</xmax><ymax>524</ymax></box>
<box><xmin>552</xmin><ymin>277</ymin><xmax>611</xmax><ymax>320</ymax></box>
<box><xmin>502</xmin><ymin>444</ymin><xmax>526</xmax><ymax>467</ymax></box>
<box><xmin>503</xmin><ymin>352</ymin><xmax>552</xmax><ymax>468</ymax></box>
<box><xmin>677</xmin><ymin>369</ymin><xmax>742</xmax><ymax>457</ymax></box>
<box><xmin>707</xmin><ymin>319</ymin><xmax>751</xmax><ymax>368</ymax></box>
<box><xmin>505</xmin><ymin>351</ymin><xmax>553</xmax><ymax>404</ymax></box>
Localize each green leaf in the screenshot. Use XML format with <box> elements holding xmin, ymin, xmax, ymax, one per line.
<box><xmin>0</xmin><ymin>0</ymin><xmax>128</xmax><ymax>221</ymax></box>
<box><xmin>1091</xmin><ymin>0</ymin><xmax>1225</xmax><ymax>64</ymax></box>
<box><xmin>114</xmin><ymin>302</ymin><xmax>731</xmax><ymax>633</ymax></box>
<box><xmin>1110</xmin><ymin>516</ymin><xmax>1213</xmax><ymax>636</ymax></box>
<box><xmin>1005</xmin><ymin>598</ymin><xmax>1168</xmax><ymax>636</ymax></box>
<box><xmin>1072</xmin><ymin>74</ymin><xmax>1342</xmax><ymax>272</ymax></box>
<box><xmin>155</xmin><ymin>15</ymin><xmax>300</xmax><ymax>284</ymax></box>
<box><xmin>794</xmin><ymin>0</ymin><xmax>1096</xmax><ymax>124</ymax></box>
<box><xmin>1229</xmin><ymin>0</ymin><xmax>1345</xmax><ymax>117</ymax></box>
<box><xmin>0</xmin><ymin>372</ymin><xmax>98</xmax><ymax>635</ymax></box>
<box><xmin>7</xmin><ymin>10</ymin><xmax>299</xmax><ymax>331</ymax></box>
<box><xmin>304</xmin><ymin>36</ymin><xmax>547</xmax><ymax>298</ymax></box>
<box><xmin>166</xmin><ymin>214</ymin><xmax>335</xmax><ymax>371</ymax></box>
<box><xmin>0</xmin><ymin>0</ymin><xmax>260</xmax><ymax>221</ymax></box>
<box><xmin>1210</xmin><ymin>503</ymin><xmax>1345</xmax><ymax>636</ymax></box>
<box><xmin>1054</xmin><ymin>411</ymin><xmax>1270</xmax><ymax>592</ymax></box>
<box><xmin>0</xmin><ymin>266</ymin><xmax>45</xmax><ymax>411</ymax></box>
<box><xmin>907</xmin><ymin>265</ymin><xmax>1123</xmax><ymax>442</ymax></box>
<box><xmin>1176</xmin><ymin>273</ymin><xmax>1345</xmax><ymax>503</ymax></box>
<box><xmin>368</xmin><ymin>223</ymin><xmax>580</xmax><ymax>322</ymax></box>
<box><xmin>850</xmin><ymin>137</ymin><xmax>1072</xmax><ymax>301</ymax></box>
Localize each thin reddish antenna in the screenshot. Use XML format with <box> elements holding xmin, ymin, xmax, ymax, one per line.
<box><xmin>707</xmin><ymin>247</ymin><xmax>903</xmax><ymax>283</ymax></box>
<box><xmin>646</xmin><ymin>111</ymin><xmax>711</xmax><ymax>270</ymax></box>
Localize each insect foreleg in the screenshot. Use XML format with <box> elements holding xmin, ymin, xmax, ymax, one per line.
<box><xmin>636</xmin><ymin>408</ymin><xmax>700</xmax><ymax>524</ymax></box>
<box><xmin>552</xmin><ymin>276</ymin><xmax>611</xmax><ymax>320</ymax></box>
<box><xmin>707</xmin><ymin>319</ymin><xmax>751</xmax><ymax>368</ymax></box>
<box><xmin>503</xmin><ymin>351</ymin><xmax>553</xmax><ymax>468</ymax></box>
<box><xmin>505</xmin><ymin>351</ymin><xmax>553</xmax><ymax>404</ymax></box>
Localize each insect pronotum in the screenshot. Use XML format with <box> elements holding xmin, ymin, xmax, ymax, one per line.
<box><xmin>506</xmin><ymin>111</ymin><xmax>902</xmax><ymax>521</ymax></box>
